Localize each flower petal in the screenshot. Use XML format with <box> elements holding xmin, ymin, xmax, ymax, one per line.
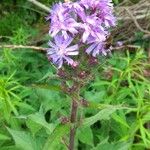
<box><xmin>66</xmin><ymin>45</ymin><xmax>78</xmax><ymax>52</ymax></box>
<box><xmin>86</xmin><ymin>43</ymin><xmax>97</xmax><ymax>54</ymax></box>
<box><xmin>48</xmin><ymin>41</ymin><xmax>57</xmax><ymax>48</ymax></box>
<box><xmin>82</xmin><ymin>31</ymin><xmax>90</xmax><ymax>43</ymax></box>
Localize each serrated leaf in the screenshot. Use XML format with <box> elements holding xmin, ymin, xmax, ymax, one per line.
<box><xmin>26</xmin><ymin>118</ymin><xmax>42</xmax><ymax>136</ymax></box>
<box><xmin>43</xmin><ymin>124</ymin><xmax>70</xmax><ymax>150</ymax></box>
<box><xmin>139</xmin><ymin>120</ymin><xmax>148</xmax><ymax>146</ymax></box>
<box><xmin>32</xmin><ymin>84</ymin><xmax>61</xmax><ymax>92</ymax></box>
<box><xmin>17</xmin><ymin>102</ymin><xmax>35</xmax><ymax>112</ymax></box>
<box><xmin>112</xmin><ymin>113</ymin><xmax>129</xmax><ymax>128</ymax></box>
<box><xmin>0</xmin><ymin>133</ymin><xmax>11</xmax><ymax>141</ymax></box>
<box><xmin>7</xmin><ymin>127</ymin><xmax>38</xmax><ymax>150</ymax></box>
<box><xmin>83</xmin><ymin>106</ymin><xmax>119</xmax><ymax>127</ymax></box>
<box><xmin>28</xmin><ymin>112</ymin><xmax>55</xmax><ymax>134</ymax></box>
<box><xmin>142</xmin><ymin>112</ymin><xmax>150</xmax><ymax>122</ymax></box>
<box><xmin>78</xmin><ymin>126</ymin><xmax>93</xmax><ymax>146</ymax></box>
<box><xmin>92</xmin><ymin>141</ymin><xmax>131</xmax><ymax>150</ymax></box>
<box><xmin>0</xmin><ymin>146</ymin><xmax>20</xmax><ymax>150</ymax></box>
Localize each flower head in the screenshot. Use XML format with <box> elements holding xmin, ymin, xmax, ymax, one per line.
<box><xmin>47</xmin><ymin>0</ymin><xmax>116</xmax><ymax>68</ymax></box>
<box><xmin>47</xmin><ymin>36</ymin><xmax>78</xmax><ymax>68</ymax></box>
<box><xmin>48</xmin><ymin>2</ymin><xmax>80</xmax><ymax>39</ymax></box>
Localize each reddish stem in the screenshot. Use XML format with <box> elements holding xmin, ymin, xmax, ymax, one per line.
<box><xmin>68</xmin><ymin>99</ymin><xmax>78</xmax><ymax>150</ymax></box>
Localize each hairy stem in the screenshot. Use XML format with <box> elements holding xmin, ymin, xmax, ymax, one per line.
<box><xmin>69</xmin><ymin>99</ymin><xmax>78</xmax><ymax>150</ymax></box>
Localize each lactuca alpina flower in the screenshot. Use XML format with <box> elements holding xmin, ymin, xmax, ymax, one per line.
<box><xmin>64</xmin><ymin>1</ymin><xmax>84</xmax><ymax>13</ymax></box>
<box><xmin>47</xmin><ymin>0</ymin><xmax>116</xmax><ymax>68</ymax></box>
<box><xmin>97</xmin><ymin>0</ymin><xmax>116</xmax><ymax>27</ymax></box>
<box><xmin>86</xmin><ymin>41</ymin><xmax>108</xmax><ymax>57</ymax></box>
<box><xmin>47</xmin><ymin>36</ymin><xmax>79</xmax><ymax>68</ymax></box>
<box><xmin>49</xmin><ymin>2</ymin><xmax>80</xmax><ymax>39</ymax></box>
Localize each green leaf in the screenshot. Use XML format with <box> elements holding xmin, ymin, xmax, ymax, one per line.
<box><xmin>17</xmin><ymin>102</ymin><xmax>35</xmax><ymax>112</ymax></box>
<box><xmin>83</xmin><ymin>106</ymin><xmax>119</xmax><ymax>127</ymax></box>
<box><xmin>0</xmin><ymin>146</ymin><xmax>20</xmax><ymax>150</ymax></box>
<box><xmin>43</xmin><ymin>124</ymin><xmax>70</xmax><ymax>150</ymax></box>
<box><xmin>26</xmin><ymin>118</ymin><xmax>42</xmax><ymax>136</ymax></box>
<box><xmin>28</xmin><ymin>112</ymin><xmax>55</xmax><ymax>134</ymax></box>
<box><xmin>0</xmin><ymin>133</ymin><xmax>11</xmax><ymax>141</ymax></box>
<box><xmin>92</xmin><ymin>141</ymin><xmax>131</xmax><ymax>150</ymax></box>
<box><xmin>7</xmin><ymin>127</ymin><xmax>38</xmax><ymax>150</ymax></box>
<box><xmin>32</xmin><ymin>84</ymin><xmax>61</xmax><ymax>92</ymax></box>
<box><xmin>112</xmin><ymin>113</ymin><xmax>129</xmax><ymax>128</ymax></box>
<box><xmin>5</xmin><ymin>94</ymin><xmax>18</xmax><ymax>116</ymax></box>
<box><xmin>142</xmin><ymin>112</ymin><xmax>150</xmax><ymax>122</ymax></box>
<box><xmin>77</xmin><ymin>126</ymin><xmax>93</xmax><ymax>146</ymax></box>
<box><xmin>139</xmin><ymin>120</ymin><xmax>148</xmax><ymax>146</ymax></box>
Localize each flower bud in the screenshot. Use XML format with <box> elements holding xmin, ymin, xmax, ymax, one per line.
<box><xmin>88</xmin><ymin>57</ymin><xmax>98</xmax><ymax>65</ymax></box>
<box><xmin>57</xmin><ymin>69</ymin><xmax>66</xmax><ymax>78</ymax></box>
<box><xmin>67</xmin><ymin>84</ymin><xmax>78</xmax><ymax>93</ymax></box>
<box><xmin>78</xmin><ymin>71</ymin><xmax>86</xmax><ymax>79</ymax></box>
<box><xmin>80</xmin><ymin>99</ymin><xmax>89</xmax><ymax>107</ymax></box>
<box><xmin>71</xmin><ymin>61</ymin><xmax>79</xmax><ymax>69</ymax></box>
<box><xmin>60</xmin><ymin>116</ymin><xmax>69</xmax><ymax>124</ymax></box>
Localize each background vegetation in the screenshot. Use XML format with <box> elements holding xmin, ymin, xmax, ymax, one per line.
<box><xmin>0</xmin><ymin>0</ymin><xmax>150</xmax><ymax>150</ymax></box>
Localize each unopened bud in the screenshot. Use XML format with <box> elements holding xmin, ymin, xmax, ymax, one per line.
<box><xmin>67</xmin><ymin>85</ymin><xmax>78</xmax><ymax>93</ymax></box>
<box><xmin>80</xmin><ymin>99</ymin><xmax>89</xmax><ymax>107</ymax></box>
<box><xmin>60</xmin><ymin>117</ymin><xmax>69</xmax><ymax>124</ymax></box>
<box><xmin>57</xmin><ymin>69</ymin><xmax>66</xmax><ymax>78</ymax></box>
<box><xmin>71</xmin><ymin>61</ymin><xmax>79</xmax><ymax>69</ymax></box>
<box><xmin>78</xmin><ymin>71</ymin><xmax>86</xmax><ymax>79</ymax></box>
<box><xmin>47</xmin><ymin>55</ymin><xmax>52</xmax><ymax>61</ymax></box>
<box><xmin>89</xmin><ymin>57</ymin><xmax>98</xmax><ymax>65</ymax></box>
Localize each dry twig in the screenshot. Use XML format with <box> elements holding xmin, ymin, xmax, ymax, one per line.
<box><xmin>27</xmin><ymin>0</ymin><xmax>50</xmax><ymax>13</ymax></box>
<box><xmin>0</xmin><ymin>44</ymin><xmax>141</xmax><ymax>52</ymax></box>
<box><xmin>0</xmin><ymin>44</ymin><xmax>47</xmax><ymax>51</ymax></box>
<box><xmin>124</xmin><ymin>8</ymin><xmax>150</xmax><ymax>35</ymax></box>
<box><xmin>111</xmin><ymin>44</ymin><xmax>141</xmax><ymax>50</ymax></box>
<box><xmin>113</xmin><ymin>0</ymin><xmax>150</xmax><ymax>42</ymax></box>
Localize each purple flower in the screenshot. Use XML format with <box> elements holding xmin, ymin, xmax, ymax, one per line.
<box><xmin>86</xmin><ymin>42</ymin><xmax>107</xmax><ymax>57</ymax></box>
<box><xmin>48</xmin><ymin>3</ymin><xmax>80</xmax><ymax>39</ymax></box>
<box><xmin>47</xmin><ymin>0</ymin><xmax>116</xmax><ymax>68</ymax></box>
<box><xmin>80</xmin><ymin>14</ymin><xmax>107</xmax><ymax>43</ymax></box>
<box><xmin>80</xmin><ymin>0</ymin><xmax>92</xmax><ymax>9</ymax></box>
<box><xmin>86</xmin><ymin>36</ymin><xmax>110</xmax><ymax>56</ymax></box>
<box><xmin>47</xmin><ymin>36</ymin><xmax>79</xmax><ymax>68</ymax></box>
<box><xmin>96</xmin><ymin>0</ymin><xmax>116</xmax><ymax>27</ymax></box>
<box><xmin>81</xmin><ymin>0</ymin><xmax>116</xmax><ymax>27</ymax></box>
<box><xmin>64</xmin><ymin>1</ymin><xmax>84</xmax><ymax>13</ymax></box>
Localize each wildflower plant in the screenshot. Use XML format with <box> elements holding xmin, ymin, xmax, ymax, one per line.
<box><xmin>46</xmin><ymin>0</ymin><xmax>116</xmax><ymax>149</ymax></box>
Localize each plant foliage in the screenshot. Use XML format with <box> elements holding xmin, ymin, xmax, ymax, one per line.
<box><xmin>0</xmin><ymin>0</ymin><xmax>150</xmax><ymax>150</ymax></box>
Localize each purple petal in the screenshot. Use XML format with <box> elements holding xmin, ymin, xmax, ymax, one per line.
<box><xmin>68</xmin><ymin>28</ymin><xmax>78</xmax><ymax>34</ymax></box>
<box><xmin>63</xmin><ymin>56</ymin><xmax>74</xmax><ymax>65</ymax></box>
<box><xmin>63</xmin><ymin>37</ymin><xmax>73</xmax><ymax>48</ymax></box>
<box><xmin>62</xmin><ymin>30</ymin><xmax>69</xmax><ymax>39</ymax></box>
<box><xmin>48</xmin><ymin>41</ymin><xmax>57</xmax><ymax>48</ymax></box>
<box><xmin>50</xmin><ymin>29</ymin><xmax>60</xmax><ymax>37</ymax></box>
<box><xmin>66</xmin><ymin>51</ymin><xmax>79</xmax><ymax>55</ymax></box>
<box><xmin>57</xmin><ymin>59</ymin><xmax>63</xmax><ymax>68</ymax></box>
<box><xmin>66</xmin><ymin>45</ymin><xmax>78</xmax><ymax>52</ymax></box>
<box><xmin>86</xmin><ymin>43</ymin><xmax>97</xmax><ymax>54</ymax></box>
<box><xmin>82</xmin><ymin>31</ymin><xmax>90</xmax><ymax>43</ymax></box>
<box><xmin>54</xmin><ymin>35</ymin><xmax>63</xmax><ymax>46</ymax></box>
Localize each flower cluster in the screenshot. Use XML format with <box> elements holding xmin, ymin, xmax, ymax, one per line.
<box><xmin>47</xmin><ymin>0</ymin><xmax>116</xmax><ymax>68</ymax></box>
